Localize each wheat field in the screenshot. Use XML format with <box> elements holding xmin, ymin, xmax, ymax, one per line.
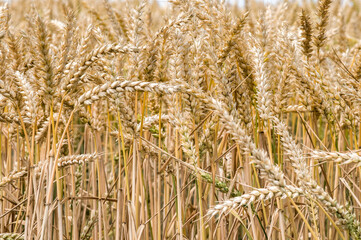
<box><xmin>1</xmin><ymin>0</ymin><xmax>361</xmax><ymax>239</ymax></box>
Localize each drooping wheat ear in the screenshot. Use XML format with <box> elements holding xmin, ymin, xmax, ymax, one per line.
<box><xmin>62</xmin><ymin>44</ymin><xmax>142</xmax><ymax>93</ymax></box>
<box><xmin>136</xmin><ymin>114</ymin><xmax>175</xmax><ymax>132</ymax></box>
<box><xmin>184</xmin><ymin>78</ymin><xmax>361</xmax><ymax>237</ymax></box>
<box><xmin>314</xmin><ymin>0</ymin><xmax>332</xmax><ymax>57</ymax></box>
<box><xmin>207</xmin><ymin>185</ymin><xmax>303</xmax><ymax>217</ymax></box>
<box><xmin>310</xmin><ymin>150</ymin><xmax>361</xmax><ymax>166</ymax></box>
<box><xmin>57</xmin><ymin>153</ymin><xmax>99</xmax><ymax>167</ymax></box>
<box><xmin>183</xmin><ymin>85</ymin><xmax>289</xmax><ymax>190</ymax></box>
<box><xmin>272</xmin><ymin>116</ymin><xmax>361</xmax><ymax>238</ymax></box>
<box><xmin>0</xmin><ymin>168</ymin><xmax>27</xmax><ymax>187</ymax></box>
<box><xmin>299</xmin><ymin>9</ymin><xmax>313</xmax><ymax>59</ymax></box>
<box><xmin>0</xmin><ymin>232</ymin><xmax>23</xmax><ymax>240</ymax></box>
<box><xmin>0</xmin><ymin>160</ymin><xmax>46</xmax><ymax>188</ymax></box>
<box><xmin>77</xmin><ymin>80</ymin><xmax>182</xmax><ymax>106</ymax></box>
<box><xmin>283</xmin><ymin>105</ymin><xmax>311</xmax><ymax>112</ymax></box>
<box><xmin>0</xmin><ymin>112</ymin><xmax>22</xmax><ymax>125</ymax></box>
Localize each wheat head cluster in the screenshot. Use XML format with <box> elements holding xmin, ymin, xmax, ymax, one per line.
<box><xmin>1</xmin><ymin>0</ymin><xmax>361</xmax><ymax>239</ymax></box>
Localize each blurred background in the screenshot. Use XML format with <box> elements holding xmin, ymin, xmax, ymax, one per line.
<box><xmin>157</xmin><ymin>0</ymin><xmax>281</xmax><ymax>7</ymax></box>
